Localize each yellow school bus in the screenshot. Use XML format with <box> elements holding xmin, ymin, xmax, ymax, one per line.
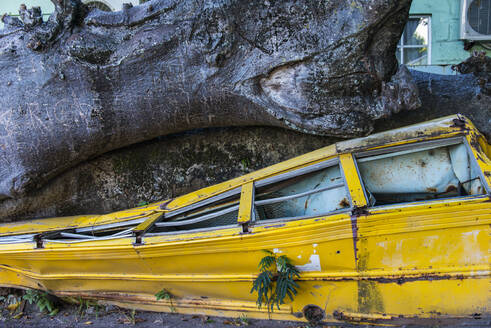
<box><xmin>0</xmin><ymin>114</ymin><xmax>489</xmax><ymax>324</ymax></box>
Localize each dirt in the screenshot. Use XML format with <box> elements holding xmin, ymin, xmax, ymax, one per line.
<box><xmin>0</xmin><ymin>299</ymin><xmax>307</xmax><ymax>328</ymax></box>
<box><xmin>2</xmin><ymin>291</ymin><xmax>489</xmax><ymax>327</ymax></box>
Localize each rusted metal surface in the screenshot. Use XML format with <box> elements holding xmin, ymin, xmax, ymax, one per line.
<box><xmin>0</xmin><ymin>115</ymin><xmax>489</xmax><ymax>323</ymax></box>
<box><xmin>332</xmin><ymin>309</ymin><xmax>490</xmax><ymax>326</ymax></box>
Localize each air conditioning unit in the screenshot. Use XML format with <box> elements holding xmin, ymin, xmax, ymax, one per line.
<box><xmin>461</xmin><ymin>0</ymin><xmax>491</xmax><ymax>40</ymax></box>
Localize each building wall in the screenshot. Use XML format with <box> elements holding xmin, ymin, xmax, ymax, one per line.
<box><xmin>409</xmin><ymin>0</ymin><xmax>490</xmax><ymax>73</ymax></box>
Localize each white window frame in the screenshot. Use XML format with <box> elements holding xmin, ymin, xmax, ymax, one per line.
<box><xmin>397</xmin><ymin>15</ymin><xmax>432</xmax><ymax>66</ymax></box>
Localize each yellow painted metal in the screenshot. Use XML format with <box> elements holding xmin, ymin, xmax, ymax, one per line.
<box><xmin>237</xmin><ymin>182</ymin><xmax>254</xmax><ymax>224</ymax></box>
<box><xmin>338</xmin><ymin>153</ymin><xmax>367</xmax><ymax>208</ymax></box>
<box><xmin>335</xmin><ymin>114</ymin><xmax>465</xmax><ymax>154</ymax></box>
<box><xmin>0</xmin><ymin>207</ymin><xmax>162</xmax><ymax>237</ymax></box>
<box><xmin>132</xmin><ymin>212</ymin><xmax>165</xmax><ymax>237</ymax></box>
<box><xmin>0</xmin><ymin>115</ymin><xmax>490</xmax><ymax>324</ymax></box>
<box><xmin>465</xmin><ymin>126</ymin><xmax>491</xmax><ymax>189</ymax></box>
<box><xmin>0</xmin><ymin>115</ymin><xmax>474</xmax><ymax>237</ymax></box>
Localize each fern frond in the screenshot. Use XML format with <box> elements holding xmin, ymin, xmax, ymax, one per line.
<box><xmin>251</xmin><ymin>250</ymin><xmax>301</xmax><ymax>312</ymax></box>
<box><xmin>274</xmin><ymin>267</ymin><xmax>300</xmax><ymax>308</ymax></box>
<box><xmin>250</xmin><ymin>271</ymin><xmax>273</xmax><ymax>308</ymax></box>
<box><xmin>258</xmin><ymin>255</ymin><xmax>276</xmax><ymax>272</ymax></box>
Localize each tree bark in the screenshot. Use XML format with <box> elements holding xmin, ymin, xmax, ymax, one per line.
<box><xmin>0</xmin><ymin>126</ymin><xmax>338</xmax><ymax>222</ymax></box>
<box><xmin>0</xmin><ymin>0</ymin><xmax>417</xmax><ymax>199</ymax></box>
<box><xmin>375</xmin><ymin>54</ymin><xmax>491</xmax><ymax>139</ymax></box>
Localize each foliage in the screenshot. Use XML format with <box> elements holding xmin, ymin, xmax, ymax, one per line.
<box><xmin>237</xmin><ymin>313</ymin><xmax>250</xmax><ymax>326</ymax></box>
<box><xmin>23</xmin><ymin>289</ymin><xmax>58</xmax><ymax>316</ymax></box>
<box><xmin>155</xmin><ymin>288</ymin><xmax>172</xmax><ymax>301</ymax></box>
<box><xmin>240</xmin><ymin>158</ymin><xmax>250</xmax><ymax>170</ymax></box>
<box><xmin>155</xmin><ymin>288</ymin><xmax>176</xmax><ymax>312</ymax></box>
<box><xmin>77</xmin><ymin>297</ymin><xmax>98</xmax><ymax>317</ymax></box>
<box><xmin>121</xmin><ymin>309</ymin><xmax>137</xmax><ymax>325</ymax></box>
<box><xmin>250</xmin><ymin>250</ymin><xmax>300</xmax><ymax>311</ymax></box>
<box><xmin>2</xmin><ymin>293</ymin><xmax>23</xmax><ymax>318</ymax></box>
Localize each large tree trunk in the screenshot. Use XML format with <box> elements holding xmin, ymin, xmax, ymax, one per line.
<box><xmin>0</xmin><ymin>0</ymin><xmax>418</xmax><ymax>200</ymax></box>
<box><xmin>0</xmin><ymin>126</ymin><xmax>339</xmax><ymax>221</ymax></box>
<box><xmin>376</xmin><ymin>60</ymin><xmax>491</xmax><ymax>138</ymax></box>
<box><xmin>0</xmin><ymin>0</ymin><xmax>489</xmax><ymax>221</ymax></box>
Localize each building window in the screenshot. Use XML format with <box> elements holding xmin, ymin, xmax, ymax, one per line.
<box><xmin>85</xmin><ymin>1</ymin><xmax>112</xmax><ymax>12</ymax></box>
<box><xmin>397</xmin><ymin>16</ymin><xmax>431</xmax><ymax>66</ymax></box>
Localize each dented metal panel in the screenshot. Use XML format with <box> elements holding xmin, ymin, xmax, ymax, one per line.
<box><xmin>0</xmin><ymin>115</ymin><xmax>489</xmax><ymax>324</ymax></box>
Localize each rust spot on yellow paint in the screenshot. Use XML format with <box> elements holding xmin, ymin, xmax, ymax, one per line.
<box><xmin>339</xmin><ymin>198</ymin><xmax>350</xmax><ymax>208</ymax></box>
<box><xmin>303</xmin><ymin>304</ymin><xmax>324</xmax><ymax>323</ymax></box>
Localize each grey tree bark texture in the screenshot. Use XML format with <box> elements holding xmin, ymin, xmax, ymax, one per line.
<box><xmin>0</xmin><ymin>0</ymin><xmax>419</xmax><ymax>200</ymax></box>
<box><xmin>0</xmin><ymin>0</ymin><xmax>489</xmax><ymax>221</ymax></box>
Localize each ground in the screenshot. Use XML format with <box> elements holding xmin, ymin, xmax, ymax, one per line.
<box><xmin>2</xmin><ymin>290</ymin><xmax>489</xmax><ymax>327</ymax></box>
<box><xmin>3</xmin><ymin>308</ymin><xmax>301</xmax><ymax>328</ymax></box>
<box><xmin>0</xmin><ymin>289</ymin><xmax>312</xmax><ymax>328</ymax></box>
<box><xmin>2</xmin><ymin>303</ymin><xmax>306</xmax><ymax>328</ymax></box>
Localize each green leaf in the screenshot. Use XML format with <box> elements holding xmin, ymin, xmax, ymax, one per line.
<box><xmin>275</xmin><ymin>255</ymin><xmax>289</xmax><ymax>271</ymax></box>
<box><xmin>251</xmin><ymin>250</ymin><xmax>301</xmax><ymax>312</ymax></box>
<box><xmin>23</xmin><ymin>290</ymin><xmax>57</xmax><ymax>315</ymax></box>
<box><xmin>286</xmin><ymin>289</ymin><xmax>294</xmax><ymax>301</ymax></box>
<box><xmin>258</xmin><ymin>255</ymin><xmax>276</xmax><ymax>272</ymax></box>
<box><xmin>250</xmin><ymin>271</ymin><xmax>273</xmax><ymax>308</ymax></box>
<box><xmin>155</xmin><ymin>288</ymin><xmax>172</xmax><ymax>301</ymax></box>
